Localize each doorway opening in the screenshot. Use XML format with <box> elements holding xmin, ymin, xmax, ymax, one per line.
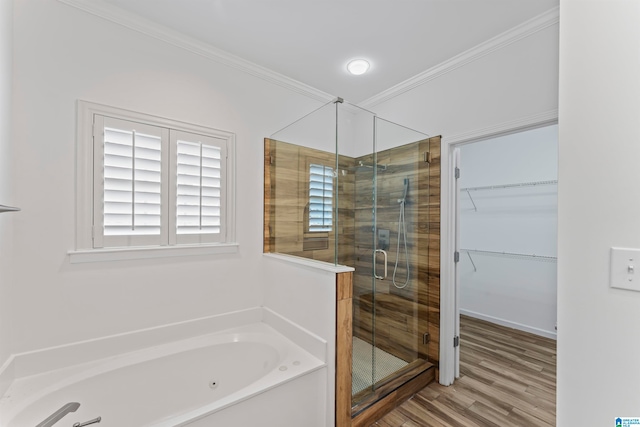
<box><xmin>442</xmin><ymin>123</ymin><xmax>558</xmax><ymax>423</ymax></box>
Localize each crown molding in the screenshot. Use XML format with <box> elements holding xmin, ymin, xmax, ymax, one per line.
<box><xmin>360</xmin><ymin>6</ymin><xmax>560</xmax><ymax>109</ymax></box>
<box><xmin>56</xmin><ymin>0</ymin><xmax>335</xmax><ymax>104</ymax></box>
<box><xmin>444</xmin><ymin>109</ymin><xmax>558</xmax><ymax>146</ymax></box>
<box><xmin>56</xmin><ymin>0</ymin><xmax>558</xmax><ymax>111</ymax></box>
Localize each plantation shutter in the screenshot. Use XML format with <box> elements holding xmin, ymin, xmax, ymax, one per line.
<box><xmin>309</xmin><ymin>164</ymin><xmax>333</xmax><ymax>232</ymax></box>
<box><xmin>170</xmin><ymin>130</ymin><xmax>226</xmax><ymax>244</ymax></box>
<box><xmin>93</xmin><ymin>116</ymin><xmax>168</xmax><ymax>248</ymax></box>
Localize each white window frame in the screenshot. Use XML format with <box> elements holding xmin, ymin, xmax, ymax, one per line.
<box><xmin>71</xmin><ymin>100</ymin><xmax>237</xmax><ymax>263</ymax></box>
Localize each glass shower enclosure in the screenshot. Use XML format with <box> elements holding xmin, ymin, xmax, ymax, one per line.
<box><xmin>265</xmin><ymin>99</ymin><xmax>438</xmax><ymax>412</ymax></box>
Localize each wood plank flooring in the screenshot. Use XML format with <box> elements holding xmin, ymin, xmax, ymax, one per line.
<box><xmin>370</xmin><ymin>315</ymin><xmax>556</xmax><ymax>426</ymax></box>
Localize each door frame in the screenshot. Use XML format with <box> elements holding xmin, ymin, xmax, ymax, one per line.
<box><xmin>438</xmin><ymin>111</ymin><xmax>558</xmax><ymax>386</ymax></box>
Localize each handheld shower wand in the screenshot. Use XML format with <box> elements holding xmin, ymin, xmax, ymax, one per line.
<box><xmin>393</xmin><ymin>178</ymin><xmax>410</xmax><ymax>289</ymax></box>
<box><xmin>400</xmin><ymin>177</ymin><xmax>409</xmax><ymax>203</ymax></box>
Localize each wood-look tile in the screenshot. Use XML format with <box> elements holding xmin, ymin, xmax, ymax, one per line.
<box><xmin>352</xmin><ymin>135</ymin><xmax>441</xmax><ymax>364</ymax></box>
<box><xmin>397</xmin><ymin>399</ymin><xmax>450</xmax><ymax>427</ymax></box>
<box><xmin>453</xmin><ymin>377</ymin><xmax>513</xmax><ymax>416</ymax></box>
<box><xmin>433</xmin><ymin>390</ymin><xmax>476</xmax><ymax>414</ymax></box>
<box><xmin>413</xmin><ymin>394</ymin><xmax>483</xmax><ymax>427</ymax></box>
<box><xmin>508</xmin><ymin>406</ymin><xmax>554</xmax><ymax>427</ymax></box>
<box><xmin>369</xmin><ymin>316</ymin><xmax>556</xmax><ymax>426</ymax></box>
<box><xmin>467</xmin><ymin>401</ymin><xmax>510</xmax><ymax>426</ymax></box>
<box><xmin>376</xmin><ymin>412</ymin><xmax>411</xmax><ymax>426</ymax></box>
<box><xmin>460</xmin><ymin>362</ymin><xmax>528</xmax><ymax>394</ymax></box>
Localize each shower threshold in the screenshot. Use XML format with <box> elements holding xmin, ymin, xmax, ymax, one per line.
<box><xmin>350</xmin><ymin>357</ymin><xmax>435</xmax><ymax>426</ymax></box>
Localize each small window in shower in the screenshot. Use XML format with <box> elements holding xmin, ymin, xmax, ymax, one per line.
<box><xmin>308</xmin><ymin>163</ymin><xmax>333</xmax><ymax>232</ymax></box>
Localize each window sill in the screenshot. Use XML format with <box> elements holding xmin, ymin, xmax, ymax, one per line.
<box><xmin>68</xmin><ymin>243</ymin><xmax>239</xmax><ymax>264</ymax></box>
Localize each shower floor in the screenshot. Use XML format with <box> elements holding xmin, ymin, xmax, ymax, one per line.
<box><xmin>352</xmin><ymin>336</ymin><xmax>409</xmax><ymax>395</ymax></box>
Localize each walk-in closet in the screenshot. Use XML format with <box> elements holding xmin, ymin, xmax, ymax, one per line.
<box><xmin>456</xmin><ymin>124</ymin><xmax>558</xmax><ymax>423</ymax></box>
<box><xmin>458</xmin><ymin>124</ymin><xmax>558</xmax><ymax>338</ymax></box>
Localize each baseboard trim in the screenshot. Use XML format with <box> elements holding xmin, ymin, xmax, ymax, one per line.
<box><xmin>460</xmin><ymin>309</ymin><xmax>557</xmax><ymax>340</ymax></box>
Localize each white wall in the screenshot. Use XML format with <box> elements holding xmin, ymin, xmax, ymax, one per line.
<box><xmin>0</xmin><ymin>0</ymin><xmax>14</xmax><ymax>370</ymax></box>
<box><xmin>558</xmin><ymin>0</ymin><xmax>640</xmax><ymax>424</ymax></box>
<box><xmin>270</xmin><ymin>101</ymin><xmax>338</xmax><ymax>153</ymax></box>
<box><xmin>365</xmin><ymin>24</ymin><xmax>559</xmax><ymax>140</ymax></box>
<box><xmin>459</xmin><ymin>125</ymin><xmax>558</xmax><ymax>337</ymax></box>
<box><xmin>8</xmin><ymin>0</ymin><xmax>323</xmax><ymax>356</ymax></box>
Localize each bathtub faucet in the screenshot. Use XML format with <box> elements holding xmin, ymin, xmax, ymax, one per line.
<box><xmin>35</xmin><ymin>402</ymin><xmax>80</xmax><ymax>427</ymax></box>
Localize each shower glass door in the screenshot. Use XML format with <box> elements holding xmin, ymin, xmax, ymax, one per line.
<box><xmin>351</xmin><ymin>114</ymin><xmax>431</xmax><ymax>407</ymax></box>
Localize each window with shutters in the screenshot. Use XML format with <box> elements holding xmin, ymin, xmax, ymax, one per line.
<box><xmin>94</xmin><ymin>116</ymin><xmax>168</xmax><ymax>248</ymax></box>
<box><xmin>308</xmin><ymin>164</ymin><xmax>333</xmax><ymax>232</ymax></box>
<box><xmin>73</xmin><ymin>101</ymin><xmax>236</xmax><ymax>261</ymax></box>
<box><xmin>170</xmin><ymin>130</ymin><xmax>227</xmax><ymax>245</ymax></box>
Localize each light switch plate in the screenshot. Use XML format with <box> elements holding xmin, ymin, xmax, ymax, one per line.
<box><xmin>610</xmin><ymin>247</ymin><xmax>640</xmax><ymax>291</ymax></box>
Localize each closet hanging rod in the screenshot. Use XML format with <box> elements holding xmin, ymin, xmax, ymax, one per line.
<box><xmin>0</xmin><ymin>204</ymin><xmax>20</xmax><ymax>214</ymax></box>
<box><xmin>460</xmin><ymin>179</ymin><xmax>557</xmax><ymax>192</ymax></box>
<box><xmin>461</xmin><ymin>248</ymin><xmax>557</xmax><ymax>262</ymax></box>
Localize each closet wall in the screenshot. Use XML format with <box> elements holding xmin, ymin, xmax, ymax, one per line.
<box><xmin>458</xmin><ymin>125</ymin><xmax>558</xmax><ymax>337</ymax></box>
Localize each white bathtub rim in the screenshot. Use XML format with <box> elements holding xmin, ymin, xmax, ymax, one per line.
<box><xmin>1</xmin><ymin>306</ymin><xmax>264</xmax><ymax>384</ymax></box>
<box><xmin>3</xmin><ymin>322</ymin><xmax>323</xmax><ymax>427</ymax></box>
<box><xmin>0</xmin><ymin>305</ymin><xmax>328</xmax><ymax>385</ymax></box>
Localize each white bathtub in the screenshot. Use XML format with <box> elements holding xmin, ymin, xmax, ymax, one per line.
<box><xmin>2</xmin><ymin>323</ymin><xmax>326</xmax><ymax>427</ymax></box>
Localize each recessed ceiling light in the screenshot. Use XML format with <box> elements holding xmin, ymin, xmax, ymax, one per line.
<box><xmin>347</xmin><ymin>59</ymin><xmax>370</xmax><ymax>75</ymax></box>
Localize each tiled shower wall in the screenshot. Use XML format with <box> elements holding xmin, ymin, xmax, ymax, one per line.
<box><xmin>264</xmin><ymin>138</ymin><xmax>355</xmax><ymax>265</ymax></box>
<box><xmin>264</xmin><ymin>136</ymin><xmax>440</xmax><ymax>365</ymax></box>
<box><xmin>352</xmin><ymin>137</ymin><xmax>440</xmax><ymax>365</ymax></box>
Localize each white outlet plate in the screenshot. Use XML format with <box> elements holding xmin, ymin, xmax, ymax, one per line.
<box><xmin>610</xmin><ymin>247</ymin><xmax>640</xmax><ymax>292</ymax></box>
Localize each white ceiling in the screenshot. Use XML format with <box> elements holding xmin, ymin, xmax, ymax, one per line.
<box><xmin>100</xmin><ymin>0</ymin><xmax>558</xmax><ymax>104</ymax></box>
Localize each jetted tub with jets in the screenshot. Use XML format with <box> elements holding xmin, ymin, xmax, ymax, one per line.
<box><xmin>2</xmin><ymin>323</ymin><xmax>326</xmax><ymax>426</ymax></box>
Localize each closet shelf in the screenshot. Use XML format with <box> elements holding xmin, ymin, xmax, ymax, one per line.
<box><xmin>461</xmin><ymin>249</ymin><xmax>557</xmax><ymax>272</ymax></box>
<box><xmin>460</xmin><ymin>180</ymin><xmax>557</xmax><ymax>211</ymax></box>
<box><xmin>0</xmin><ymin>204</ymin><xmax>20</xmax><ymax>214</ymax></box>
<box><xmin>460</xmin><ymin>179</ymin><xmax>557</xmax><ymax>192</ymax></box>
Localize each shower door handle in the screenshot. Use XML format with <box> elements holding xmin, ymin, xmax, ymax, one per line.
<box><xmin>374</xmin><ymin>249</ymin><xmax>388</xmax><ymax>280</ymax></box>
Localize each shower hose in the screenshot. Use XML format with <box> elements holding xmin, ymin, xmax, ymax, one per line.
<box><xmin>392</xmin><ymin>179</ymin><xmax>410</xmax><ymax>289</ymax></box>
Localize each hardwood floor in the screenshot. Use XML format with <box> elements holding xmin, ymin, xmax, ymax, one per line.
<box><xmin>370</xmin><ymin>315</ymin><xmax>556</xmax><ymax>426</ymax></box>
